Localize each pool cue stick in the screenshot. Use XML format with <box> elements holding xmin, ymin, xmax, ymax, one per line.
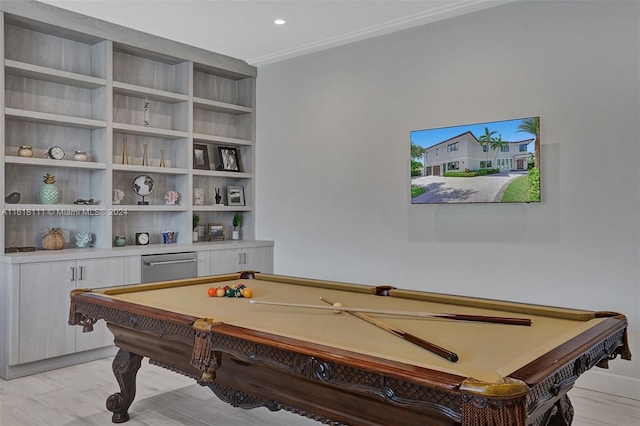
<box><xmin>319</xmin><ymin>297</ymin><xmax>459</xmax><ymax>362</ymax></box>
<box><xmin>249</xmin><ymin>300</ymin><xmax>531</xmax><ymax>326</ymax></box>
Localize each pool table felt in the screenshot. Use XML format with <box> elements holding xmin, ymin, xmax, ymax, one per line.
<box><xmin>98</xmin><ymin>278</ymin><xmax>605</xmax><ymax>383</ymax></box>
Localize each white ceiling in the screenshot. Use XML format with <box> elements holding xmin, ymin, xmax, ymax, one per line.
<box><xmin>38</xmin><ymin>0</ymin><xmax>515</xmax><ymax>66</ymax></box>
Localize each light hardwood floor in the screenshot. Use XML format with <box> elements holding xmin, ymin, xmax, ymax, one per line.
<box><xmin>1</xmin><ymin>357</ymin><xmax>638</xmax><ymax>425</ymax></box>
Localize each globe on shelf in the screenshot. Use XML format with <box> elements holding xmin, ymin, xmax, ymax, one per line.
<box><xmin>132</xmin><ymin>174</ymin><xmax>154</xmax><ymax>205</ymax></box>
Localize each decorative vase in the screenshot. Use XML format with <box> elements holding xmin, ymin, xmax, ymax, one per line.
<box><xmin>142</xmin><ymin>144</ymin><xmax>148</xmax><ymax>166</ymax></box>
<box><xmin>160</xmin><ymin>149</ymin><xmax>165</xmax><ymax>167</ymax></box>
<box><xmin>73</xmin><ymin>150</ymin><xmax>88</xmax><ymax>161</ymax></box>
<box><xmin>42</xmin><ymin>228</ymin><xmax>65</xmax><ymax>250</ymax></box>
<box><xmin>232</xmin><ymin>228</ymin><xmax>240</xmax><ymax>240</ymax></box>
<box><xmin>192</xmin><ymin>231</ymin><xmax>199</xmax><ymax>242</ymax></box>
<box><xmin>39</xmin><ymin>173</ymin><xmax>60</xmax><ymax>204</ymax></box>
<box><xmin>18</xmin><ymin>145</ymin><xmax>33</xmax><ymax>157</ymax></box>
<box><xmin>114</xmin><ymin>235</ymin><xmax>127</xmax><ymax>247</ymax></box>
<box><xmin>122</xmin><ymin>138</ymin><xmax>129</xmax><ymax>164</ymax></box>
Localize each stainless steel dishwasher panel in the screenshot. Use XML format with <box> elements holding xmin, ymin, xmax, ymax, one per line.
<box><xmin>141</xmin><ymin>252</ymin><xmax>198</xmax><ymax>283</ymax></box>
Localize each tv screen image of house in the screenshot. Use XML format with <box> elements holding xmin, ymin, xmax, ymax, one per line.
<box><xmin>410</xmin><ymin>116</ymin><xmax>540</xmax><ymax>204</ymax></box>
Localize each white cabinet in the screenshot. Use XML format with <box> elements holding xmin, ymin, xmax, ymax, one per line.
<box><xmin>18</xmin><ymin>260</ymin><xmax>77</xmax><ymax>363</ymax></box>
<box><xmin>73</xmin><ymin>257</ymin><xmax>126</xmax><ymax>352</ymax></box>
<box><xmin>209</xmin><ymin>246</ymin><xmax>274</xmax><ymax>275</ymax></box>
<box><xmin>197</xmin><ymin>250</ymin><xmax>211</xmax><ymax>277</ymax></box>
<box><xmin>17</xmin><ymin>257</ymin><xmax>125</xmax><ymax>364</ymax></box>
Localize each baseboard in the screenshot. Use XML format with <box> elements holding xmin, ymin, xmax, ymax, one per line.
<box><xmin>575</xmin><ymin>370</ymin><xmax>640</xmax><ymax>401</ymax></box>
<box><xmin>3</xmin><ymin>346</ymin><xmax>117</xmax><ymax>380</ymax></box>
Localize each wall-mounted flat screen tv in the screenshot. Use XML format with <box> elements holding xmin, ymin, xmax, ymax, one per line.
<box><xmin>410</xmin><ymin>116</ymin><xmax>540</xmax><ymax>204</ymax></box>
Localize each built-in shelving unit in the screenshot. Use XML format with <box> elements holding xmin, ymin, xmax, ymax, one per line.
<box><xmin>1</xmin><ymin>1</ymin><xmax>258</xmax><ymax>251</ymax></box>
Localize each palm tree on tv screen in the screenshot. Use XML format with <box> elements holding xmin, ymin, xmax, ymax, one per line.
<box><xmin>517</xmin><ymin>117</ymin><xmax>540</xmax><ymax>168</ymax></box>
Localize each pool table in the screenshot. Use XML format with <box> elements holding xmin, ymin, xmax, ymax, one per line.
<box><xmin>69</xmin><ymin>272</ymin><xmax>631</xmax><ymax>426</ymax></box>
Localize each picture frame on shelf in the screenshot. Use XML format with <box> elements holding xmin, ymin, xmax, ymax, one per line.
<box><xmin>227</xmin><ymin>185</ymin><xmax>245</xmax><ymax>206</ymax></box>
<box><xmin>193</xmin><ymin>144</ymin><xmax>210</xmax><ymax>170</ymax></box>
<box><xmin>218</xmin><ymin>146</ymin><xmax>241</xmax><ymax>172</ymax></box>
<box><xmin>194</xmin><ymin>187</ymin><xmax>205</xmax><ymax>205</ymax></box>
<box><xmin>208</xmin><ymin>223</ymin><xmax>225</xmax><ymax>241</ymax></box>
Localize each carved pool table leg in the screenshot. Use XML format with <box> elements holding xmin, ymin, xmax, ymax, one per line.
<box><xmin>106</xmin><ymin>349</ymin><xmax>144</xmax><ymax>423</ymax></box>
<box><xmin>546</xmin><ymin>394</ymin><xmax>575</xmax><ymax>426</ymax></box>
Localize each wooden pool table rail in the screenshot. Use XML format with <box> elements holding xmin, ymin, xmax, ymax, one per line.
<box><xmin>69</xmin><ymin>272</ymin><xmax>631</xmax><ymax>426</ymax></box>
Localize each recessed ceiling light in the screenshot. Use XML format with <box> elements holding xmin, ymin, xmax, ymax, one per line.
<box><xmin>274</xmin><ymin>19</ymin><xmax>286</xmax><ymax>25</ymax></box>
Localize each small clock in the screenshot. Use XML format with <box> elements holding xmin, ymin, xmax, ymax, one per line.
<box><xmin>46</xmin><ymin>146</ymin><xmax>65</xmax><ymax>160</ymax></box>
<box><xmin>135</xmin><ymin>232</ymin><xmax>149</xmax><ymax>245</ymax></box>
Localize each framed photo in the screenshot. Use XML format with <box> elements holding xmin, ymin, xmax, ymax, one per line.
<box><xmin>218</xmin><ymin>146</ymin><xmax>241</xmax><ymax>172</ymax></box>
<box><xmin>208</xmin><ymin>223</ymin><xmax>225</xmax><ymax>241</ymax></box>
<box><xmin>193</xmin><ymin>187</ymin><xmax>204</xmax><ymax>205</ymax></box>
<box><xmin>227</xmin><ymin>185</ymin><xmax>245</xmax><ymax>206</ymax></box>
<box><xmin>193</xmin><ymin>144</ymin><xmax>210</xmax><ymax>170</ymax></box>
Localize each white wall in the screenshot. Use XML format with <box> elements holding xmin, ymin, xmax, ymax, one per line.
<box><xmin>256</xmin><ymin>0</ymin><xmax>639</xmax><ymax>399</ymax></box>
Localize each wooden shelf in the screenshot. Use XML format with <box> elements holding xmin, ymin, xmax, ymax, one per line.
<box><xmin>113</xmin><ymin>123</ymin><xmax>188</xmax><ymax>139</ymax></box>
<box><xmin>193</xmin><ymin>133</ymin><xmax>253</xmax><ymax>146</ymax></box>
<box><xmin>2</xmin><ymin>0</ymin><xmax>256</xmax><ymax>254</ymax></box>
<box><xmin>5</xmin><ymin>59</ymin><xmax>107</xmax><ymax>89</ymax></box>
<box><xmin>115</xmin><ymin>204</ymin><xmax>188</xmax><ymax>212</ymax></box>
<box><xmin>113</xmin><ymin>164</ymin><xmax>188</xmax><ymax>175</ymax></box>
<box><xmin>193</xmin><ymin>97</ymin><xmax>252</xmax><ymax>114</ymax></box>
<box><xmin>5</xmin><ymin>204</ymin><xmax>108</xmax><ymax>212</ymax></box>
<box><xmin>4</xmin><ymin>156</ymin><xmax>107</xmax><ymax>170</ymax></box>
<box><xmin>5</xmin><ymin>108</ymin><xmax>107</xmax><ymax>129</ymax></box>
<box><xmin>192</xmin><ymin>169</ymin><xmax>252</xmax><ymax>179</ymax></box>
<box><xmin>193</xmin><ymin>205</ymin><xmax>251</xmax><ymax>212</ymax></box>
<box><xmin>114</xmin><ymin>81</ymin><xmax>189</xmax><ymax>104</ymax></box>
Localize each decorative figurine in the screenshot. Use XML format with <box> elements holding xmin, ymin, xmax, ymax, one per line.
<box><xmin>40</xmin><ymin>173</ymin><xmax>60</xmax><ymax>204</ymax></box>
<box><xmin>5</xmin><ymin>192</ymin><xmax>20</xmax><ymax>204</ymax></box>
<box><xmin>74</xmin><ymin>198</ymin><xmax>95</xmax><ymax>205</ymax></box>
<box><xmin>143</xmin><ymin>97</ymin><xmax>150</xmax><ymax>127</ymax></box>
<box><xmin>214</xmin><ymin>187</ymin><xmax>222</xmax><ymax>205</ymax></box>
<box><xmin>112</xmin><ymin>189</ymin><xmax>125</xmax><ymax>205</ymax></box>
<box><xmin>164</xmin><ymin>190</ymin><xmax>180</xmax><ymax>205</ymax></box>
<box><xmin>75</xmin><ymin>232</ymin><xmax>92</xmax><ymax>248</ymax></box>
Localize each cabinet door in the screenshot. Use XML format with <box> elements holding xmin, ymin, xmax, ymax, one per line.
<box><xmin>75</xmin><ymin>258</ymin><xmax>125</xmax><ymax>352</ymax></box>
<box><xmin>18</xmin><ymin>261</ymin><xmax>77</xmax><ymax>364</ymax></box>
<box><xmin>244</xmin><ymin>247</ymin><xmax>274</xmax><ymax>274</ymax></box>
<box><xmin>210</xmin><ymin>248</ymin><xmax>243</xmax><ymax>275</ymax></box>
<box><xmin>197</xmin><ymin>251</ymin><xmax>211</xmax><ymax>277</ymax></box>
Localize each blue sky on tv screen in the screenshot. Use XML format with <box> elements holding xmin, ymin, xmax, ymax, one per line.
<box><xmin>410</xmin><ymin>117</ymin><xmax>536</xmax><ymax>152</ymax></box>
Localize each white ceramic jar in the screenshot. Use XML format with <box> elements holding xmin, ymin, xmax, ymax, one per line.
<box><xmin>73</xmin><ymin>150</ymin><xmax>88</xmax><ymax>161</ymax></box>
<box><xmin>18</xmin><ymin>145</ymin><xmax>33</xmax><ymax>157</ymax></box>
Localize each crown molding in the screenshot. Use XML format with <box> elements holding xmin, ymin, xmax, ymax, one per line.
<box><xmin>249</xmin><ymin>0</ymin><xmax>515</xmax><ymax>66</ymax></box>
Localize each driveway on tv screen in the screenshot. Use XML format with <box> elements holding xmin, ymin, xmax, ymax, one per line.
<box><xmin>411</xmin><ymin>170</ymin><xmax>528</xmax><ymax>204</ymax></box>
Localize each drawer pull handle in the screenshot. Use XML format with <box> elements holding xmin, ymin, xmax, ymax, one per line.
<box><xmin>144</xmin><ymin>259</ymin><xmax>197</xmax><ymax>266</ymax></box>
